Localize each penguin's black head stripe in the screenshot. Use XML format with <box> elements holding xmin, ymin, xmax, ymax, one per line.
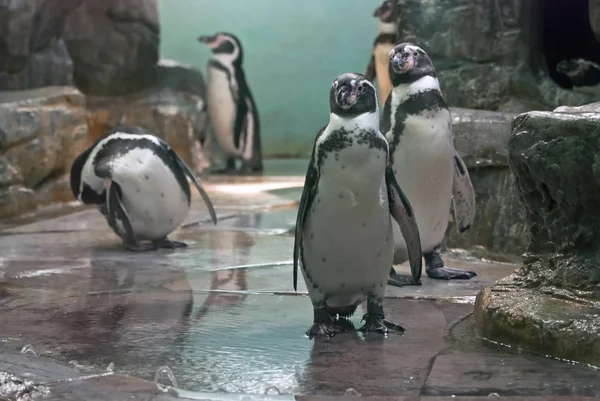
<box><xmin>329</xmin><ymin>72</ymin><xmax>378</xmax><ymax>116</ymax></box>
<box><xmin>373</xmin><ymin>0</ymin><xmax>394</xmax><ymax>22</ymax></box>
<box><xmin>198</xmin><ymin>32</ymin><xmax>243</xmax><ymax>62</ymax></box>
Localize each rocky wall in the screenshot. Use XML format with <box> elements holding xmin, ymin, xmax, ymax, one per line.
<box><xmin>475</xmin><ymin>108</ymin><xmax>600</xmax><ymax>366</ymax></box>
<box><xmin>395</xmin><ymin>0</ymin><xmax>598</xmax><ymax>112</ymax></box>
<box><xmin>0</xmin><ymin>0</ymin><xmax>213</xmax><ymax>220</ymax></box>
<box><xmin>443</xmin><ymin>108</ymin><xmax>527</xmax><ymax>258</ymax></box>
<box><xmin>0</xmin><ymin>87</ymin><xmax>89</xmax><ymax>219</ymax></box>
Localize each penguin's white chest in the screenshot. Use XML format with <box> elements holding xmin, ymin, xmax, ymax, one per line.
<box><xmin>302</xmin><ymin>145</ymin><xmax>393</xmax><ymax>308</ymax></box>
<box><xmin>390</xmin><ymin>108</ymin><xmax>455</xmax><ymax>255</ymax></box>
<box><xmin>109</xmin><ymin>148</ymin><xmax>190</xmax><ymax>240</ymax></box>
<box><xmin>206</xmin><ymin>66</ymin><xmax>239</xmax><ymax>155</ymax></box>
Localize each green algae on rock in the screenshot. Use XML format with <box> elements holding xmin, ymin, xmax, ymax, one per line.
<box><xmin>475</xmin><ymin>110</ymin><xmax>600</xmax><ymax>367</ymax></box>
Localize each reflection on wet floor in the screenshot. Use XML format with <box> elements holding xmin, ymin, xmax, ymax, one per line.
<box><xmin>0</xmin><ymin>168</ymin><xmax>599</xmax><ymax>398</ymax></box>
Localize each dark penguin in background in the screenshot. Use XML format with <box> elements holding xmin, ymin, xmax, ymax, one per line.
<box><xmin>556</xmin><ymin>58</ymin><xmax>600</xmax><ymax>94</ymax></box>
<box><xmin>381</xmin><ymin>43</ymin><xmax>477</xmax><ymax>286</ymax></box>
<box><xmin>198</xmin><ymin>32</ymin><xmax>263</xmax><ymax>174</ymax></box>
<box><xmin>294</xmin><ymin>72</ymin><xmax>422</xmax><ymax>338</ymax></box>
<box><xmin>365</xmin><ymin>0</ymin><xmax>397</xmax><ymax>108</ymax></box>
<box><xmin>70</xmin><ymin>126</ymin><xmax>218</xmax><ymax>252</ymax></box>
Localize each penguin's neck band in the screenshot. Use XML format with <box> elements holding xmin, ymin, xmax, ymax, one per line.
<box><xmin>379</xmin><ymin>22</ymin><xmax>396</xmax><ymax>34</ymax></box>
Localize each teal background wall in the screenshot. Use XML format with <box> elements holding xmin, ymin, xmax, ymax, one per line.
<box><xmin>158</xmin><ymin>0</ymin><xmax>384</xmax><ymax>157</ymax></box>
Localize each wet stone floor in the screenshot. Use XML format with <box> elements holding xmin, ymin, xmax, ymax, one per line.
<box><xmin>0</xmin><ymin>159</ymin><xmax>599</xmax><ymax>401</ymax></box>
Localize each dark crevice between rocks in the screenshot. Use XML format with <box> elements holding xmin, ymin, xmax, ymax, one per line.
<box><xmin>541</xmin><ymin>0</ymin><xmax>600</xmax><ymax>89</ymax></box>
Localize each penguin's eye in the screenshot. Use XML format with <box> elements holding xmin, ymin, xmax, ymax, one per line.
<box><xmin>358</xmin><ymin>85</ymin><xmax>364</xmax><ymax>92</ymax></box>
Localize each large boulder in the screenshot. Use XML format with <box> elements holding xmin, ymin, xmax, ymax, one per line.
<box><xmin>0</xmin><ymin>86</ymin><xmax>90</xmax><ymax>219</ymax></box>
<box><xmin>395</xmin><ymin>0</ymin><xmax>597</xmax><ymax>111</ymax></box>
<box><xmin>85</xmin><ymin>59</ymin><xmax>214</xmax><ymax>172</ymax></box>
<box><xmin>474</xmin><ymin>109</ymin><xmax>600</xmax><ymax>366</ymax></box>
<box><xmin>443</xmin><ymin>108</ymin><xmax>527</xmax><ymax>258</ymax></box>
<box><xmin>0</xmin><ymin>0</ymin><xmax>81</xmax><ymax>90</ymax></box>
<box><xmin>63</xmin><ymin>0</ymin><xmax>160</xmax><ymax>96</ymax></box>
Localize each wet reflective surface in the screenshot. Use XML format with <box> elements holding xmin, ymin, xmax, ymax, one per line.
<box><xmin>0</xmin><ymin>160</ymin><xmax>599</xmax><ymax>400</ymax></box>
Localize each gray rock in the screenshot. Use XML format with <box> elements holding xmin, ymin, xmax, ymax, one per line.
<box><xmin>64</xmin><ymin>0</ymin><xmax>159</xmax><ymax>96</ymax></box>
<box><xmin>0</xmin><ymin>0</ymin><xmax>80</xmax><ymax>90</ymax></box>
<box><xmin>443</xmin><ymin>108</ymin><xmax>527</xmax><ymax>257</ymax></box>
<box><xmin>0</xmin><ymin>185</ymin><xmax>36</xmax><ymax>219</ymax></box>
<box><xmin>396</xmin><ymin>0</ymin><xmax>522</xmax><ymax>65</ymax></box>
<box><xmin>554</xmin><ymin>101</ymin><xmax>600</xmax><ymax>113</ymax></box>
<box><xmin>0</xmin><ymin>86</ymin><xmax>88</xmax><ymax>216</ymax></box>
<box><xmin>475</xmin><ymin>109</ymin><xmax>600</xmax><ymax>367</ymax></box>
<box><xmin>451</xmin><ymin>107</ymin><xmax>517</xmax><ymax>168</ymax></box>
<box><xmin>0</xmin><ymin>156</ymin><xmax>22</xmax><ymax>187</ymax></box>
<box><xmin>85</xmin><ymin>61</ymin><xmax>214</xmax><ymax>172</ymax></box>
<box><xmin>395</xmin><ymin>0</ymin><xmax>599</xmax><ymax>111</ymax></box>
<box><xmin>0</xmin><ymin>40</ymin><xmax>73</xmax><ymax>90</ymax></box>
<box><xmin>3</xmin><ymin>135</ymin><xmax>61</xmax><ymax>188</ymax></box>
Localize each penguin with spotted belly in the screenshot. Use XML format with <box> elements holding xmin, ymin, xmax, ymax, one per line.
<box><xmin>293</xmin><ymin>72</ymin><xmax>423</xmax><ymax>338</ymax></box>
<box><xmin>381</xmin><ymin>43</ymin><xmax>477</xmax><ymax>287</ymax></box>
<box><xmin>365</xmin><ymin>0</ymin><xmax>397</xmax><ymax>108</ymax></box>
<box><xmin>70</xmin><ymin>125</ymin><xmax>218</xmax><ymax>252</ymax></box>
<box><xmin>198</xmin><ymin>32</ymin><xmax>263</xmax><ymax>175</ymax></box>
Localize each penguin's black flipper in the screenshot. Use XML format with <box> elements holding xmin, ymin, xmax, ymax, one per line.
<box><xmin>385</xmin><ymin>165</ymin><xmax>423</xmax><ymax>284</ymax></box>
<box><xmin>106</xmin><ymin>181</ymin><xmax>154</xmax><ymax>252</ymax></box>
<box><xmin>452</xmin><ymin>151</ymin><xmax>475</xmax><ymax>233</ymax></box>
<box><xmin>169</xmin><ymin>149</ymin><xmax>218</xmax><ymax>226</ymax></box>
<box><xmin>366</xmin><ymin>55</ymin><xmax>376</xmax><ymax>82</ymax></box>
<box><xmin>293</xmin><ymin>128</ymin><xmax>323</xmax><ymax>291</ymax></box>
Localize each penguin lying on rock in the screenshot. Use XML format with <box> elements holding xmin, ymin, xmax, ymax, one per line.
<box><xmin>198</xmin><ymin>32</ymin><xmax>263</xmax><ymax>175</ymax></box>
<box><xmin>70</xmin><ymin>125</ymin><xmax>218</xmax><ymax>252</ymax></box>
<box><xmin>365</xmin><ymin>0</ymin><xmax>397</xmax><ymax>108</ymax></box>
<box><xmin>293</xmin><ymin>72</ymin><xmax>423</xmax><ymax>339</ymax></box>
<box><xmin>556</xmin><ymin>58</ymin><xmax>600</xmax><ymax>94</ymax></box>
<box><xmin>381</xmin><ymin>43</ymin><xmax>477</xmax><ymax>287</ymax></box>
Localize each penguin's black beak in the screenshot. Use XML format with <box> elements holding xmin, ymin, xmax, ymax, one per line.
<box><xmin>198</xmin><ymin>35</ymin><xmax>218</xmax><ymax>45</ymax></box>
<box><xmin>391</xmin><ymin>51</ymin><xmax>415</xmax><ymax>74</ymax></box>
<box><xmin>335</xmin><ymin>82</ymin><xmax>359</xmax><ymax>109</ymax></box>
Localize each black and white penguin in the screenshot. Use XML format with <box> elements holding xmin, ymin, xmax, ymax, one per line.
<box><xmin>70</xmin><ymin>125</ymin><xmax>218</xmax><ymax>252</ymax></box>
<box><xmin>556</xmin><ymin>58</ymin><xmax>600</xmax><ymax>94</ymax></box>
<box><xmin>381</xmin><ymin>43</ymin><xmax>477</xmax><ymax>286</ymax></box>
<box><xmin>365</xmin><ymin>0</ymin><xmax>397</xmax><ymax>108</ymax></box>
<box><xmin>293</xmin><ymin>72</ymin><xmax>422</xmax><ymax>338</ymax></box>
<box><xmin>198</xmin><ymin>32</ymin><xmax>263</xmax><ymax>174</ymax></box>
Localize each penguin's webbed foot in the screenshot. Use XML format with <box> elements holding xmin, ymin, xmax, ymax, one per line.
<box><xmin>427</xmin><ymin>266</ymin><xmax>477</xmax><ymax>280</ymax></box>
<box><xmin>336</xmin><ymin>317</ymin><xmax>356</xmax><ymax>333</ymax></box>
<box><xmin>358</xmin><ymin>315</ymin><xmax>406</xmax><ymax>334</ymax></box>
<box><xmin>357</xmin><ymin>296</ymin><xmax>405</xmax><ymax>335</ymax></box>
<box><xmin>152</xmin><ymin>238</ymin><xmax>188</xmax><ymax>249</ymax></box>
<box><xmin>387</xmin><ymin>266</ymin><xmax>422</xmax><ymax>287</ymax></box>
<box><xmin>424</xmin><ymin>246</ymin><xmax>477</xmax><ymax>280</ymax></box>
<box><xmin>124</xmin><ymin>242</ymin><xmax>157</xmax><ymax>252</ymax></box>
<box><xmin>306</xmin><ymin>306</ymin><xmax>338</xmax><ymax>339</ymax></box>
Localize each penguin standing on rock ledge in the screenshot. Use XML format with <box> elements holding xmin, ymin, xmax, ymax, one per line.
<box><xmin>381</xmin><ymin>43</ymin><xmax>477</xmax><ymax>287</ymax></box>
<box><xmin>294</xmin><ymin>72</ymin><xmax>422</xmax><ymax>338</ymax></box>
<box><xmin>70</xmin><ymin>125</ymin><xmax>218</xmax><ymax>252</ymax></box>
<box><xmin>198</xmin><ymin>32</ymin><xmax>263</xmax><ymax>175</ymax></box>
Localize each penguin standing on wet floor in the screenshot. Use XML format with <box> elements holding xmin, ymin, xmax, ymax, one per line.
<box><xmin>70</xmin><ymin>125</ymin><xmax>218</xmax><ymax>252</ymax></box>
<box><xmin>293</xmin><ymin>72</ymin><xmax>422</xmax><ymax>338</ymax></box>
<box><xmin>381</xmin><ymin>43</ymin><xmax>477</xmax><ymax>286</ymax></box>
<box><xmin>365</xmin><ymin>0</ymin><xmax>397</xmax><ymax>108</ymax></box>
<box><xmin>198</xmin><ymin>32</ymin><xmax>263</xmax><ymax>175</ymax></box>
